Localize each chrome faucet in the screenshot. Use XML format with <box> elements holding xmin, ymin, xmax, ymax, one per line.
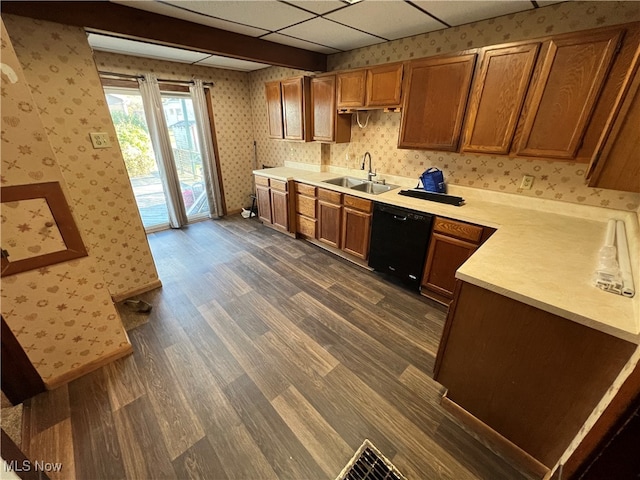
<box><xmin>361</xmin><ymin>152</ymin><xmax>376</xmax><ymax>182</ymax></box>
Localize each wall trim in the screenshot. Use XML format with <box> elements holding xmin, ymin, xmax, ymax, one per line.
<box><xmin>111</xmin><ymin>279</ymin><xmax>162</xmax><ymax>303</ymax></box>
<box><xmin>44</xmin><ymin>342</ymin><xmax>133</xmax><ymax>390</ymax></box>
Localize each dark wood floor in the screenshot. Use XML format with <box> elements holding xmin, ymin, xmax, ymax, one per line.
<box><xmin>21</xmin><ymin>215</ymin><xmax>533</xmax><ymax>480</ymax></box>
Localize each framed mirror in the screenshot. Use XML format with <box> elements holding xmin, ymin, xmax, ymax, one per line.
<box><xmin>1</xmin><ymin>182</ymin><xmax>88</xmax><ymax>276</ymax></box>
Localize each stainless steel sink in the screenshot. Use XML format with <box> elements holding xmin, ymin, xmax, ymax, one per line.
<box><xmin>322</xmin><ymin>176</ymin><xmax>399</xmax><ymax>195</ymax></box>
<box><xmin>323</xmin><ymin>176</ymin><xmax>367</xmax><ymax>188</ymax></box>
<box><xmin>350</xmin><ymin>182</ymin><xmax>399</xmax><ymax>195</ymax></box>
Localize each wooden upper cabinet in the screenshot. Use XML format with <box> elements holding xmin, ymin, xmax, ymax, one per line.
<box><xmin>311</xmin><ymin>76</ymin><xmax>351</xmax><ymax>143</ymax></box>
<box><xmin>587</xmin><ymin>59</ymin><xmax>640</xmax><ymax>193</ymax></box>
<box><xmin>462</xmin><ymin>43</ymin><xmax>540</xmax><ymax>154</ymax></box>
<box><xmin>337</xmin><ymin>63</ymin><xmax>403</xmax><ymax>110</ymax></box>
<box><xmin>366</xmin><ymin>63</ymin><xmax>403</xmax><ymax>108</ymax></box>
<box><xmin>399</xmin><ymin>53</ymin><xmax>476</xmax><ymax>151</ymax></box>
<box><xmin>281</xmin><ymin>77</ymin><xmax>310</xmax><ymax>141</ymax></box>
<box><xmin>337</xmin><ymin>70</ymin><xmax>366</xmax><ymax>108</ymax></box>
<box><xmin>514</xmin><ymin>28</ymin><xmax>623</xmax><ymax>159</ymax></box>
<box><xmin>265</xmin><ymin>81</ymin><xmax>283</xmax><ymax>139</ymax></box>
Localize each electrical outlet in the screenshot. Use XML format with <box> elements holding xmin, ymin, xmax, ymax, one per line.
<box><xmin>520</xmin><ymin>175</ymin><xmax>534</xmax><ymax>190</ymax></box>
<box><xmin>89</xmin><ymin>132</ymin><xmax>111</xmax><ymax>149</ymax></box>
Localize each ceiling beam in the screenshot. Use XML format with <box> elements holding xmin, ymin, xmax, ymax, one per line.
<box><xmin>1</xmin><ymin>1</ymin><xmax>327</xmax><ymax>72</ymax></box>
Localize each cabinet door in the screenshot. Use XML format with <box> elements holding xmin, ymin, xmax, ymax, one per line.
<box><xmin>256</xmin><ymin>185</ymin><xmax>272</xmax><ymax>224</ymax></box>
<box><xmin>311</xmin><ymin>76</ymin><xmax>335</xmax><ymax>142</ymax></box>
<box><xmin>310</xmin><ymin>76</ymin><xmax>350</xmax><ymax>143</ymax></box>
<box><xmin>421</xmin><ymin>232</ymin><xmax>478</xmax><ymax>301</ymax></box>
<box><xmin>341</xmin><ymin>207</ymin><xmax>371</xmax><ymax>259</ymax></box>
<box><xmin>399</xmin><ymin>54</ymin><xmax>476</xmax><ymax>151</ymax></box>
<box><xmin>317</xmin><ymin>200</ymin><xmax>342</xmax><ymax>248</ymax></box>
<box><xmin>587</xmin><ymin>60</ymin><xmax>640</xmax><ymax>193</ymax></box>
<box><xmin>515</xmin><ymin>28</ymin><xmax>622</xmax><ymax>159</ymax></box>
<box><xmin>337</xmin><ymin>70</ymin><xmax>366</xmax><ymax>109</ymax></box>
<box><xmin>270</xmin><ymin>189</ymin><xmax>289</xmax><ymax>231</ymax></box>
<box><xmin>281</xmin><ymin>77</ymin><xmax>308</xmax><ymax>140</ymax></box>
<box><xmin>366</xmin><ymin>63</ymin><xmax>403</xmax><ymax>107</ymax></box>
<box><xmin>265</xmin><ymin>81</ymin><xmax>283</xmax><ymax>139</ymax></box>
<box><xmin>462</xmin><ymin>43</ymin><xmax>539</xmax><ymax>154</ymax></box>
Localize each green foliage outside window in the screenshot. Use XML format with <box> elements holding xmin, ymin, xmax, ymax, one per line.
<box><xmin>110</xmin><ymin>110</ymin><xmax>157</xmax><ymax>177</ymax></box>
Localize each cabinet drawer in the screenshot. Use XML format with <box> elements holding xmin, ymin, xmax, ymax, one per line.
<box><xmin>318</xmin><ymin>188</ymin><xmax>342</xmax><ymax>204</ymax></box>
<box><xmin>343</xmin><ymin>195</ymin><xmax>372</xmax><ymax>213</ymax></box>
<box><xmin>296</xmin><ymin>194</ymin><xmax>316</xmax><ymax>218</ymax></box>
<box><xmin>297</xmin><ymin>214</ymin><xmax>316</xmax><ymax>238</ymax></box>
<box><xmin>433</xmin><ymin>217</ymin><xmax>483</xmax><ymax>243</ymax></box>
<box><xmin>295</xmin><ymin>182</ymin><xmax>316</xmax><ymax>196</ymax></box>
<box><xmin>270</xmin><ymin>179</ymin><xmax>288</xmax><ymax>191</ymax></box>
<box><xmin>255</xmin><ymin>175</ymin><xmax>269</xmax><ymax>187</ymax></box>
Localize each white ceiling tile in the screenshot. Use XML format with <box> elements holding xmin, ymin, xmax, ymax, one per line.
<box><xmin>285</xmin><ymin>0</ymin><xmax>347</xmax><ymax>15</ymax></box>
<box><xmin>412</xmin><ymin>1</ymin><xmax>535</xmax><ymax>26</ymax></box>
<box><xmin>161</xmin><ymin>0</ymin><xmax>316</xmax><ymax>31</ymax></box>
<box><xmin>325</xmin><ymin>1</ymin><xmax>446</xmax><ymax>40</ymax></box>
<box><xmin>88</xmin><ymin>33</ymin><xmax>210</xmax><ymax>63</ymax></box>
<box><xmin>113</xmin><ymin>0</ymin><xmax>269</xmax><ymax>36</ymax></box>
<box><xmin>279</xmin><ymin>17</ymin><xmax>382</xmax><ymax>50</ymax></box>
<box><xmin>261</xmin><ymin>33</ymin><xmax>341</xmax><ymax>54</ymax></box>
<box><xmin>194</xmin><ymin>55</ymin><xmax>270</xmax><ymax>71</ymax></box>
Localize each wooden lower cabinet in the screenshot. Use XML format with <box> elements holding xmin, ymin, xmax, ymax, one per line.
<box><xmin>422</xmin><ymin>232</ymin><xmax>478</xmax><ymax>300</ymax></box>
<box><xmin>294</xmin><ymin>182</ymin><xmax>317</xmax><ymax>238</ymax></box>
<box><xmin>341</xmin><ymin>195</ymin><xmax>372</xmax><ymax>259</ymax></box>
<box><xmin>256</xmin><ymin>184</ymin><xmax>272</xmax><ymax>224</ymax></box>
<box><xmin>317</xmin><ymin>199</ymin><xmax>342</xmax><ymax>248</ymax></box>
<box><xmin>270</xmin><ymin>189</ymin><xmax>289</xmax><ymax>231</ymax></box>
<box><xmin>435</xmin><ymin>281</ymin><xmax>636</xmax><ymax>470</ymax></box>
<box><xmin>254</xmin><ymin>175</ymin><xmax>293</xmax><ymax>235</ymax></box>
<box><xmin>421</xmin><ymin>216</ymin><xmax>491</xmax><ymax>304</ymax></box>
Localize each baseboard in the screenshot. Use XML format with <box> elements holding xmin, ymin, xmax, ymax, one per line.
<box><xmin>111</xmin><ymin>279</ymin><xmax>162</xmax><ymax>303</ymax></box>
<box><xmin>440</xmin><ymin>391</ymin><xmax>550</xmax><ymax>480</ymax></box>
<box><xmin>44</xmin><ymin>343</ymin><xmax>133</xmax><ymax>390</ymax></box>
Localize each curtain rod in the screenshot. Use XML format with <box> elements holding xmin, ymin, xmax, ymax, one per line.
<box><xmin>98</xmin><ymin>71</ymin><xmax>214</xmax><ymax>87</ymax></box>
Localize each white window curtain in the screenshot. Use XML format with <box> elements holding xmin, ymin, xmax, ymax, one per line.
<box><xmin>189</xmin><ymin>80</ymin><xmax>224</xmax><ymax>218</ymax></box>
<box><xmin>138</xmin><ymin>74</ymin><xmax>188</xmax><ymax>228</ymax></box>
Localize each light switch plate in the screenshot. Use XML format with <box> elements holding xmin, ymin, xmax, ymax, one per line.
<box><xmin>89</xmin><ymin>132</ymin><xmax>111</xmax><ymax>149</ymax></box>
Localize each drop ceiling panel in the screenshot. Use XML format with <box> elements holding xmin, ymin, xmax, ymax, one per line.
<box><xmin>162</xmin><ymin>0</ymin><xmax>315</xmax><ymax>31</ymax></box>
<box><xmin>285</xmin><ymin>0</ymin><xmax>347</xmax><ymax>15</ymax></box>
<box><xmin>88</xmin><ymin>33</ymin><xmax>211</xmax><ymax>63</ymax></box>
<box><xmin>113</xmin><ymin>0</ymin><xmax>270</xmax><ymax>36</ymax></box>
<box><xmin>194</xmin><ymin>55</ymin><xmax>270</xmax><ymax>71</ymax></box>
<box><xmin>412</xmin><ymin>1</ymin><xmax>535</xmax><ymax>27</ymax></box>
<box><xmin>279</xmin><ymin>17</ymin><xmax>382</xmax><ymax>51</ymax></box>
<box><xmin>261</xmin><ymin>33</ymin><xmax>341</xmax><ymax>54</ymax></box>
<box><xmin>326</xmin><ymin>1</ymin><xmax>447</xmax><ymax>41</ymax></box>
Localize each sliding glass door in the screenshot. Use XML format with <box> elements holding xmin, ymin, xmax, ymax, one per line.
<box><xmin>105</xmin><ymin>88</ymin><xmax>210</xmax><ymax>230</ymax></box>
<box><xmin>106</xmin><ymin>88</ymin><xmax>170</xmax><ymax>229</ymax></box>
<box><xmin>160</xmin><ymin>93</ymin><xmax>209</xmax><ymax>219</ymax></box>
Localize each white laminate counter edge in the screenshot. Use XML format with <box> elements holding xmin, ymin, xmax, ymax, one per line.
<box><xmin>253</xmin><ymin>167</ymin><xmax>640</xmax><ymax>343</ymax></box>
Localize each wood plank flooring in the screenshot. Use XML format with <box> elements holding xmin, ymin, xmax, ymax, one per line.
<box><xmin>21</xmin><ymin>215</ymin><xmax>534</xmax><ymax>480</ymax></box>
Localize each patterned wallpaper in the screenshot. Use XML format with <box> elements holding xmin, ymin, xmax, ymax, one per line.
<box><xmin>252</xmin><ymin>1</ymin><xmax>640</xmax><ymax>211</ymax></box>
<box><xmin>1</xmin><ymin>18</ymin><xmax>130</xmax><ymax>385</ymax></box>
<box><xmin>94</xmin><ymin>51</ymin><xmax>257</xmax><ymax>213</ymax></box>
<box><xmin>3</xmin><ymin>15</ymin><xmax>159</xmax><ymax>296</ymax></box>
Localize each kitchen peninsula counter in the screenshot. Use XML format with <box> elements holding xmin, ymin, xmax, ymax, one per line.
<box><xmin>254</xmin><ymin>167</ymin><xmax>639</xmax><ymax>344</ymax></box>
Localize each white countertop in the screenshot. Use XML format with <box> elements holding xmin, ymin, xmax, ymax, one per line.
<box><xmin>254</xmin><ymin>167</ymin><xmax>640</xmax><ymax>343</ymax></box>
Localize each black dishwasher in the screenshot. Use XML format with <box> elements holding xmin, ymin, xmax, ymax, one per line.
<box><xmin>368</xmin><ymin>203</ymin><xmax>433</xmax><ymax>289</ymax></box>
